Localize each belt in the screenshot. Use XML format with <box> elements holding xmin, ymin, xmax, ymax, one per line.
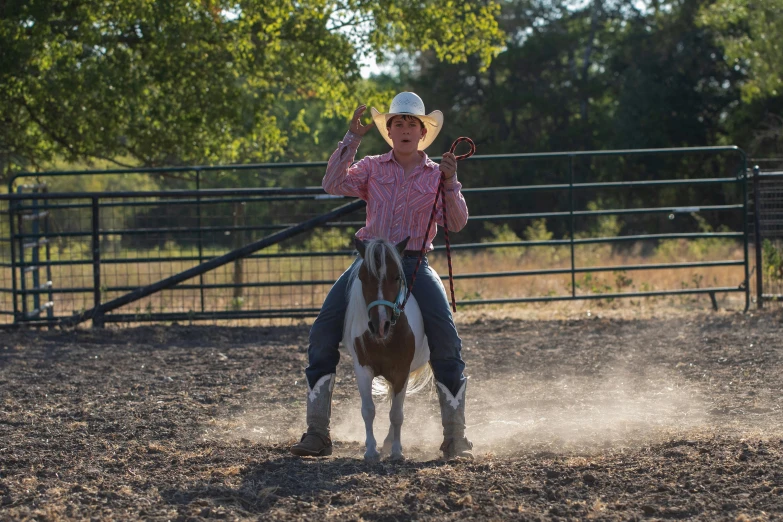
<box><xmin>403</xmin><ymin>250</ymin><xmax>427</xmax><ymax>258</ymax></box>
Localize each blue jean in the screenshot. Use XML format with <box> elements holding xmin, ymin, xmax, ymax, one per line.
<box><xmin>305</xmin><ymin>254</ymin><xmax>466</xmax><ymax>396</ymax></box>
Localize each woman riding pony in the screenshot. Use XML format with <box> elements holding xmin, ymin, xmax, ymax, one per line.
<box><xmin>290</xmin><ymin>92</ymin><xmax>473</xmax><ymax>460</ymax></box>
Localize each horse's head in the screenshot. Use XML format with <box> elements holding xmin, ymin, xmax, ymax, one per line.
<box><xmin>355</xmin><ymin>237</ymin><xmax>409</xmax><ymax>340</ymax></box>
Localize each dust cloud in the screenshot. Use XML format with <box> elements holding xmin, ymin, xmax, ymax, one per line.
<box><xmin>208</xmin><ymin>366</ymin><xmax>709</xmax><ymax>459</ymax></box>
<box><xmin>330</xmin><ymin>369</ymin><xmax>707</xmax><ymax>458</ymax></box>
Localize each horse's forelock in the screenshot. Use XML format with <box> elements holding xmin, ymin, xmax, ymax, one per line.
<box><xmin>363</xmin><ymin>239</ymin><xmax>403</xmax><ymax>281</ymax></box>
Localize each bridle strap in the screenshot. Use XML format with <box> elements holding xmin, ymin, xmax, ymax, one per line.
<box><xmin>366</xmin><ymin>300</ymin><xmax>398</xmax><ymax>312</ymax></box>
<box><xmin>401</xmin><ymin>137</ymin><xmax>475</xmax><ymax>313</ymax></box>
<box><xmin>366</xmin><ymin>284</ymin><xmax>407</xmax><ymax>325</ymax></box>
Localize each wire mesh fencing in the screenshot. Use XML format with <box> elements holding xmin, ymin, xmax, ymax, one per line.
<box><xmin>753</xmin><ymin>161</ymin><xmax>783</xmax><ymax>307</ymax></box>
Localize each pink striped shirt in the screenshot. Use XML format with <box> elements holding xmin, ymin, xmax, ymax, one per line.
<box><xmin>323</xmin><ymin>131</ymin><xmax>469</xmax><ymax>251</ymax></box>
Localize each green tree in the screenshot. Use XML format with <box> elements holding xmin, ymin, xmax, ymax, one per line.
<box><xmin>0</xmin><ymin>0</ymin><xmax>504</xmax><ymax>182</ymax></box>
<box><xmin>397</xmin><ymin>0</ymin><xmax>750</xmax><ymax>244</ymax></box>
<box><xmin>699</xmin><ymin>0</ymin><xmax>783</xmax><ymax>102</ymax></box>
<box><xmin>698</xmin><ymin>0</ymin><xmax>783</xmax><ymax>156</ymax></box>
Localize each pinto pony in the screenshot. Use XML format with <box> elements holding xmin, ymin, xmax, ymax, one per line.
<box><xmin>345</xmin><ymin>237</ymin><xmax>433</xmax><ymax>463</ymax></box>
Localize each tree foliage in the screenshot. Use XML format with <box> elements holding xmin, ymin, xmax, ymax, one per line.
<box><xmin>4</xmin><ymin>0</ymin><xmax>782</xmax><ymax>194</ymax></box>
<box><xmin>699</xmin><ymin>0</ymin><xmax>783</xmax><ymax>102</ymax></box>
<box><xmin>397</xmin><ymin>0</ymin><xmax>753</xmax><ymax>240</ymax></box>
<box><xmin>0</xmin><ymin>0</ymin><xmax>504</xmax><ymax>181</ymax></box>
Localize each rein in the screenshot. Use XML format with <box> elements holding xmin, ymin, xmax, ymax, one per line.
<box><xmin>401</xmin><ymin>137</ymin><xmax>476</xmax><ymax>314</ymax></box>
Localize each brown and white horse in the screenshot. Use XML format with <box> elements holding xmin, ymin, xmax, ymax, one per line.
<box><xmin>344</xmin><ymin>237</ymin><xmax>432</xmax><ymax>463</ymax></box>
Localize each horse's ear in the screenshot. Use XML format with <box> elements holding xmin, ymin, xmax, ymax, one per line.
<box><xmin>395</xmin><ymin>236</ymin><xmax>410</xmax><ymax>254</ymax></box>
<box><xmin>355</xmin><ymin>237</ymin><xmax>366</xmax><ymax>258</ymax></box>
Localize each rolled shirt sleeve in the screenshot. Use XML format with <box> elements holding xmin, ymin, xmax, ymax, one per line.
<box><xmin>322</xmin><ymin>131</ymin><xmax>370</xmax><ymax>200</ymax></box>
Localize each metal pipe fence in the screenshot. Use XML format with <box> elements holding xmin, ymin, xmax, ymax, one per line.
<box><xmin>1</xmin><ymin>146</ymin><xmax>751</xmax><ymax>327</ymax></box>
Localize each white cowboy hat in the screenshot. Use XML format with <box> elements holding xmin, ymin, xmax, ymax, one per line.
<box><xmin>370</xmin><ymin>92</ymin><xmax>444</xmax><ymax>151</ymax></box>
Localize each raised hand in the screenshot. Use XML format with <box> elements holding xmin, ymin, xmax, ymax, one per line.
<box><xmin>349</xmin><ymin>105</ymin><xmax>374</xmax><ymax>136</ymax></box>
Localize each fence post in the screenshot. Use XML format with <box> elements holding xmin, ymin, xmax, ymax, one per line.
<box><xmin>195</xmin><ymin>168</ymin><xmax>205</xmax><ymax>313</ymax></box>
<box><xmin>752</xmin><ymin>165</ymin><xmax>763</xmax><ymax>309</ymax></box>
<box><xmin>9</xmin><ymin>189</ymin><xmax>19</xmax><ymax>322</ymax></box>
<box><xmin>91</xmin><ymin>197</ymin><xmax>104</xmax><ymax>328</ymax></box>
<box><xmin>568</xmin><ymin>156</ymin><xmax>576</xmax><ymax>298</ymax></box>
<box><xmin>43</xmin><ymin>187</ymin><xmax>54</xmax><ymax>320</ymax></box>
<box><xmin>232</xmin><ymin>201</ymin><xmax>245</xmax><ymax>301</ymax></box>
<box><xmin>16</xmin><ymin>187</ymin><xmax>27</xmax><ymax>319</ymax></box>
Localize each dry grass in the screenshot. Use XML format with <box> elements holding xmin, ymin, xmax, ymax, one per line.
<box><xmin>1</xmin><ymin>240</ymin><xmax>779</xmax><ymax>326</ymax></box>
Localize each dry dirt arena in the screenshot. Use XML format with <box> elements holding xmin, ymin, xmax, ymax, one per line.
<box><xmin>1</xmin><ymin>306</ymin><xmax>782</xmax><ymax>521</ymax></box>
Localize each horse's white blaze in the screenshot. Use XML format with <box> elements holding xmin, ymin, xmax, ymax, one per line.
<box><xmin>376</xmin><ymin>280</ymin><xmax>388</xmax><ymax>329</ymax></box>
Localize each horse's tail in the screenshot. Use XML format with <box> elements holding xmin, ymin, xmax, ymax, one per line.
<box><xmin>371</xmin><ymin>377</ymin><xmax>392</xmax><ymax>402</ymax></box>
<box><xmin>372</xmin><ymin>362</ymin><xmax>434</xmax><ymax>403</ymax></box>
<box><xmin>407</xmin><ymin>362</ymin><xmax>434</xmax><ymax>396</ymax></box>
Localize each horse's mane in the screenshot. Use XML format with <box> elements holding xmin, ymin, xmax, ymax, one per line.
<box><xmin>346</xmin><ymin>238</ymin><xmax>403</xmax><ymax>290</ymax></box>
<box><xmin>363</xmin><ymin>238</ymin><xmax>403</xmax><ymax>282</ymax></box>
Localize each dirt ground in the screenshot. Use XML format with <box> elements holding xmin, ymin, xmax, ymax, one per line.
<box><xmin>1</xmin><ymin>306</ymin><xmax>782</xmax><ymax>521</ymax></box>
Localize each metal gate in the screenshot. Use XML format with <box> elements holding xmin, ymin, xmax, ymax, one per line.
<box><xmin>1</xmin><ymin>145</ymin><xmax>751</xmax><ymax>327</ymax></box>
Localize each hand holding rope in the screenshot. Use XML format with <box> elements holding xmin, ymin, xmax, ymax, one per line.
<box><xmin>401</xmin><ymin>137</ymin><xmax>476</xmax><ymax>313</ymax></box>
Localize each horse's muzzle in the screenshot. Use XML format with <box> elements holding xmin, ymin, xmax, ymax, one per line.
<box><xmin>367</xmin><ymin>319</ymin><xmax>392</xmax><ymax>339</ymax></box>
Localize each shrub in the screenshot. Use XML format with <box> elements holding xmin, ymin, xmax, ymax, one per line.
<box><xmin>762</xmin><ymin>239</ymin><xmax>783</xmax><ymax>281</ymax></box>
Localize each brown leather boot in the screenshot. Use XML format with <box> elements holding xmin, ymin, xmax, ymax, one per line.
<box><xmin>290</xmin><ymin>374</ymin><xmax>335</xmax><ymax>457</ymax></box>
<box><xmin>291</xmin><ymin>432</ymin><xmax>333</xmax><ymax>457</ymax></box>
<box><xmin>435</xmin><ymin>379</ymin><xmax>474</xmax><ymax>460</ymax></box>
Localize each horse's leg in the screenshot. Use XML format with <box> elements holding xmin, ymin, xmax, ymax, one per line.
<box><xmin>355</xmin><ymin>364</ymin><xmax>380</xmax><ymax>463</ymax></box>
<box><xmin>381</xmin><ymin>424</ymin><xmax>394</xmax><ymax>455</ymax></box>
<box><xmin>385</xmin><ymin>382</ymin><xmax>408</xmax><ymax>461</ymax></box>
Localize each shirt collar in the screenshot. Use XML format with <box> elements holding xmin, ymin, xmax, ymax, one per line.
<box><xmin>379</xmin><ymin>149</ymin><xmax>396</xmax><ymax>163</ymax></box>
<box><xmin>380</xmin><ymin>149</ymin><xmax>433</xmax><ymax>168</ymax></box>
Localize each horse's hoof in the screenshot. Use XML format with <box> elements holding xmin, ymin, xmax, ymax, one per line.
<box><xmin>388</xmin><ymin>452</ymin><xmax>405</xmax><ymax>462</ymax></box>
<box><xmin>364</xmin><ymin>451</ymin><xmax>381</xmax><ymax>464</ymax></box>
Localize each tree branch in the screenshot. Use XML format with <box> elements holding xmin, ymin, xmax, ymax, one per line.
<box><xmin>19</xmin><ymin>98</ymin><xmax>81</xmax><ymax>158</ymax></box>
<box><xmin>19</xmin><ymin>98</ymin><xmax>138</xmax><ymax>169</ymax></box>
